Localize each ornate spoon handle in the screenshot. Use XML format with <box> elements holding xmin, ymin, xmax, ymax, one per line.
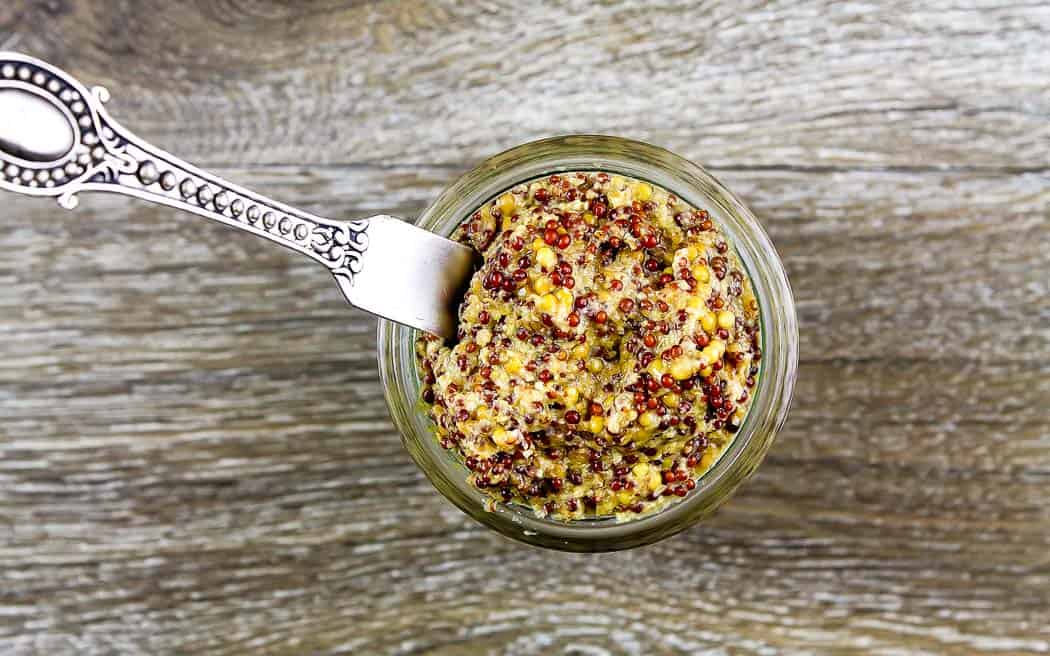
<box><xmin>0</xmin><ymin>53</ymin><xmax>475</xmax><ymax>337</ymax></box>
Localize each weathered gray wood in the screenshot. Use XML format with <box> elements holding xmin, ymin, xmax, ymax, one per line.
<box><xmin>7</xmin><ymin>0</ymin><xmax>1050</xmax><ymax>171</ymax></box>
<box><xmin>1</xmin><ymin>1</ymin><xmax>1049</xmax><ymax>654</ymax></box>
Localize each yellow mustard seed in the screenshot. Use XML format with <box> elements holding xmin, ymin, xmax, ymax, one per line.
<box><xmin>505</xmin><ymin>356</ymin><xmax>522</xmax><ymax>374</ymax></box>
<box><xmin>700</xmin><ymin>311</ymin><xmax>717</xmax><ymax>334</ymax></box>
<box><xmin>587</xmin><ymin>416</ymin><xmax>604</xmax><ymax>433</ymax></box>
<box><xmin>498</xmin><ymin>193</ymin><xmax>516</xmax><ymax>217</ymax></box>
<box><xmin>536</xmin><ymin>246</ymin><xmax>557</xmax><ymax>269</ymax></box>
<box><xmin>555</xmin><ymin>288</ymin><xmax>573</xmax><ymax>309</ymax></box>
<box><xmin>536</xmin><ymin>293</ymin><xmax>557</xmax><ymax>314</ymax></box>
<box><xmin>647</xmin><ymin>470</ymin><xmax>662</xmax><ymax>491</ymax></box>
<box><xmin>670</xmin><ymin>359</ymin><xmax>696</xmax><ymax>380</ymax></box>
<box><xmin>564</xmin><ymin>387</ymin><xmax>580</xmax><ymax>405</ymax></box>
<box><xmin>639</xmin><ymin>411</ymin><xmax>661</xmax><ymax>429</ymax></box>
<box><xmin>492</xmin><ymin>428</ymin><xmax>516</xmax><ymax>446</ymax></box>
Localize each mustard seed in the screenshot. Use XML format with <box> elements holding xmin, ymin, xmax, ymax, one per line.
<box><xmin>417</xmin><ymin>171</ymin><xmax>761</xmax><ymax>520</ymax></box>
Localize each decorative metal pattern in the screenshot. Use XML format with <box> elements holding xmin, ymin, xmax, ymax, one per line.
<box><xmin>0</xmin><ymin>53</ymin><xmax>368</xmax><ymax>278</ymax></box>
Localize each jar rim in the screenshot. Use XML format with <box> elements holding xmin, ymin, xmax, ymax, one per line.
<box><xmin>378</xmin><ymin>135</ymin><xmax>798</xmax><ymax>551</ymax></box>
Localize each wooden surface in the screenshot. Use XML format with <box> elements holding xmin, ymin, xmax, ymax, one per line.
<box><xmin>1</xmin><ymin>1</ymin><xmax>1048</xmax><ymax>654</ymax></box>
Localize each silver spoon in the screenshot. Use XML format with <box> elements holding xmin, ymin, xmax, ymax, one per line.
<box><xmin>0</xmin><ymin>52</ymin><xmax>477</xmax><ymax>338</ymax></box>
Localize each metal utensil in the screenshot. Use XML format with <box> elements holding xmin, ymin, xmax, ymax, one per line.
<box><xmin>0</xmin><ymin>52</ymin><xmax>477</xmax><ymax>338</ymax></box>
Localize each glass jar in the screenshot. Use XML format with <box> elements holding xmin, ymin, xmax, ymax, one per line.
<box><xmin>378</xmin><ymin>135</ymin><xmax>797</xmax><ymax>552</ymax></box>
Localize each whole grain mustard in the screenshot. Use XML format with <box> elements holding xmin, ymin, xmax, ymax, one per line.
<box><xmin>417</xmin><ymin>172</ymin><xmax>761</xmax><ymax>520</ymax></box>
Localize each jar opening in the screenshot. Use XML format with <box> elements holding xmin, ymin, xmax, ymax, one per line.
<box><xmin>379</xmin><ymin>136</ymin><xmax>797</xmax><ymax>551</ymax></box>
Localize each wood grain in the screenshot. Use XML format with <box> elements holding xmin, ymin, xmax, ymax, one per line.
<box><xmin>1</xmin><ymin>1</ymin><xmax>1048</xmax><ymax>654</ymax></box>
